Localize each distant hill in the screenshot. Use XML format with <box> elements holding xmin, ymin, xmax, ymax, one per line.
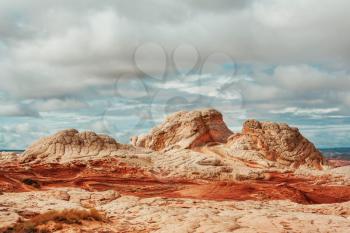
<box><xmin>0</xmin><ymin>149</ymin><xmax>24</xmax><ymax>153</ymax></box>
<box><xmin>319</xmin><ymin>148</ymin><xmax>350</xmax><ymax>160</ymax></box>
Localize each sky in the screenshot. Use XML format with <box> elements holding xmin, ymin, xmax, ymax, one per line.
<box><xmin>1</xmin><ymin>0</ymin><xmax>350</xmax><ymax>149</ymax></box>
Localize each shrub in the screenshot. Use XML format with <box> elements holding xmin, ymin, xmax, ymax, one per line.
<box><xmin>22</xmin><ymin>179</ymin><xmax>41</xmax><ymax>189</ymax></box>
<box><xmin>0</xmin><ymin>208</ymin><xmax>107</xmax><ymax>233</ymax></box>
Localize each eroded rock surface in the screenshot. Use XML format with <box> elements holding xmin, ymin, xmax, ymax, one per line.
<box><xmin>0</xmin><ymin>188</ymin><xmax>349</xmax><ymax>233</ymax></box>
<box><xmin>131</xmin><ymin>108</ymin><xmax>233</xmax><ymax>151</ymax></box>
<box><xmin>2</xmin><ymin>159</ymin><xmax>350</xmax><ymax>204</ymax></box>
<box><xmin>225</xmin><ymin>119</ymin><xmax>325</xmax><ymax>169</ymax></box>
<box><xmin>20</xmin><ymin>129</ymin><xmax>131</xmax><ymax>164</ymax></box>
<box><xmin>133</xmin><ymin>109</ymin><xmax>325</xmax><ymax>170</ymax></box>
<box><xmin>0</xmin><ymin>152</ymin><xmax>19</xmax><ymax>163</ymax></box>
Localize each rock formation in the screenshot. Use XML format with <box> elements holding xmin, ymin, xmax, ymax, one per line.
<box><xmin>19</xmin><ymin>109</ymin><xmax>325</xmax><ymax>170</ymax></box>
<box><xmin>20</xmin><ymin>129</ymin><xmax>130</xmax><ymax>164</ymax></box>
<box><xmin>0</xmin><ymin>151</ymin><xmax>19</xmax><ymax>163</ymax></box>
<box><xmin>132</xmin><ymin>108</ymin><xmax>325</xmax><ymax>169</ymax></box>
<box><xmin>0</xmin><ymin>108</ymin><xmax>350</xmax><ymax>232</ymax></box>
<box><xmin>226</xmin><ymin>119</ymin><xmax>325</xmax><ymax>169</ymax></box>
<box><xmin>131</xmin><ymin>108</ymin><xmax>233</xmax><ymax>151</ymax></box>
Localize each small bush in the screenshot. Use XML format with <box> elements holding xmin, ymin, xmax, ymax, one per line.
<box><xmin>0</xmin><ymin>208</ymin><xmax>107</xmax><ymax>233</ymax></box>
<box><xmin>22</xmin><ymin>179</ymin><xmax>41</xmax><ymax>189</ymax></box>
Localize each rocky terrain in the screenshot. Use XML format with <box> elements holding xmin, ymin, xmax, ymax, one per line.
<box><xmin>0</xmin><ymin>108</ymin><xmax>349</xmax><ymax>232</ymax></box>
<box><xmin>1</xmin><ymin>188</ymin><xmax>349</xmax><ymax>233</ymax></box>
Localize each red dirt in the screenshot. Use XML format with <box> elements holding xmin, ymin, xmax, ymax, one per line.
<box><xmin>1</xmin><ymin>159</ymin><xmax>350</xmax><ymax>205</ymax></box>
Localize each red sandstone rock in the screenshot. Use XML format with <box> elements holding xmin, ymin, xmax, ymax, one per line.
<box><xmin>0</xmin><ymin>160</ymin><xmax>349</xmax><ymax>204</ymax></box>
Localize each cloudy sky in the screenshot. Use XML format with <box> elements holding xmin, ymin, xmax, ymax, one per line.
<box><xmin>1</xmin><ymin>0</ymin><xmax>350</xmax><ymax>149</ymax></box>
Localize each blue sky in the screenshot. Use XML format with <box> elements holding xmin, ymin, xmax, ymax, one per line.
<box><xmin>0</xmin><ymin>0</ymin><xmax>350</xmax><ymax>149</ymax></box>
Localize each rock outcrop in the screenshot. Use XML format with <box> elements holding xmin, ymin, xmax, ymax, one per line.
<box><xmin>226</xmin><ymin>119</ymin><xmax>325</xmax><ymax>169</ymax></box>
<box><xmin>132</xmin><ymin>108</ymin><xmax>325</xmax><ymax>169</ymax></box>
<box><xmin>20</xmin><ymin>129</ymin><xmax>130</xmax><ymax>164</ymax></box>
<box><xmin>131</xmin><ymin>108</ymin><xmax>233</xmax><ymax>151</ymax></box>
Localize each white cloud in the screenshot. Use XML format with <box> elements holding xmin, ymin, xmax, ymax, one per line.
<box><xmin>241</xmin><ymin>65</ymin><xmax>350</xmax><ymax>117</ymax></box>
<box><xmin>0</xmin><ymin>123</ymin><xmax>49</xmax><ymax>149</ymax></box>
<box><xmin>89</xmin><ymin>121</ymin><xmax>108</xmax><ymax>134</ymax></box>
<box><xmin>14</xmin><ymin>123</ymin><xmax>31</xmax><ymax>134</ymax></box>
<box><xmin>0</xmin><ymin>103</ymin><xmax>39</xmax><ymax>117</ymax></box>
<box><xmin>0</xmin><ymin>0</ymin><xmax>349</xmax><ymax>108</ymax></box>
<box><xmin>273</xmin><ymin>65</ymin><xmax>350</xmax><ymax>92</ymax></box>
<box><xmin>31</xmin><ymin>99</ymin><xmax>89</xmax><ymax>112</ymax></box>
<box><xmin>270</xmin><ymin>107</ymin><xmax>339</xmax><ymax>116</ymax></box>
<box><xmin>0</xmin><ymin>0</ymin><xmax>349</xmax><ymax>100</ymax></box>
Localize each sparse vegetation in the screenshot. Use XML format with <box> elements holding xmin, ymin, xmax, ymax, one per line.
<box><xmin>0</xmin><ymin>208</ymin><xmax>107</xmax><ymax>233</ymax></box>
<box><xmin>22</xmin><ymin>179</ymin><xmax>41</xmax><ymax>189</ymax></box>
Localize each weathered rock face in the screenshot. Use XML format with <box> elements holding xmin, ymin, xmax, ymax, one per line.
<box><xmin>18</xmin><ymin>109</ymin><xmax>325</xmax><ymax>171</ymax></box>
<box><xmin>131</xmin><ymin>108</ymin><xmax>233</xmax><ymax>151</ymax></box>
<box><xmin>0</xmin><ymin>152</ymin><xmax>18</xmax><ymax>163</ymax></box>
<box><xmin>132</xmin><ymin>108</ymin><xmax>325</xmax><ymax>169</ymax></box>
<box><xmin>20</xmin><ymin>129</ymin><xmax>129</xmax><ymax>164</ymax></box>
<box><xmin>227</xmin><ymin>119</ymin><xmax>325</xmax><ymax>169</ymax></box>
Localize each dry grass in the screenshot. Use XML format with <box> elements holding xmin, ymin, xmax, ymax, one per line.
<box><xmin>1</xmin><ymin>208</ymin><xmax>107</xmax><ymax>233</ymax></box>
